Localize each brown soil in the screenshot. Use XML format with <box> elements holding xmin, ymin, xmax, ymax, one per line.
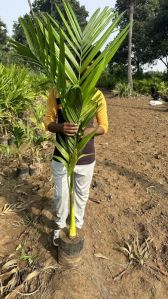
<box><xmin>0</xmin><ymin>95</ymin><xmax>168</xmax><ymax>299</ymax></box>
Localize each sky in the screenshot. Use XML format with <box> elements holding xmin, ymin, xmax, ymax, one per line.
<box><xmin>0</xmin><ymin>0</ymin><xmax>116</xmax><ymax>36</ymax></box>
<box><xmin>0</xmin><ymin>0</ymin><xmax>165</xmax><ymax>71</ymax></box>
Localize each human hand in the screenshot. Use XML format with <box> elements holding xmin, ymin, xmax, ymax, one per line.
<box><xmin>83</xmin><ymin>127</ymin><xmax>95</xmax><ymax>136</ymax></box>
<box><xmin>60</xmin><ymin>122</ymin><xmax>78</xmax><ymax>136</ymax></box>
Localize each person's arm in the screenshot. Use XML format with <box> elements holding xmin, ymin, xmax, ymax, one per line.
<box><xmin>48</xmin><ymin>122</ymin><xmax>78</xmax><ymax>136</ymax></box>
<box><xmin>43</xmin><ymin>88</ymin><xmax>57</xmax><ymax>131</ymax></box>
<box><xmin>83</xmin><ymin>126</ymin><xmax>105</xmax><ymax>136</ymax></box>
<box><xmin>84</xmin><ymin>91</ymin><xmax>108</xmax><ymax>136</ymax></box>
<box><xmin>43</xmin><ymin>89</ymin><xmax>78</xmax><ymax>136</ymax></box>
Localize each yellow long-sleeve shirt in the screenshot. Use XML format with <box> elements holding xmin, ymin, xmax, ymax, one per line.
<box><xmin>43</xmin><ymin>89</ymin><xmax>108</xmax><ymax>133</ymax></box>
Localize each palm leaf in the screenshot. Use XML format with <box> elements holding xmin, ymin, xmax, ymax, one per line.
<box><xmin>66</xmin><ymin>136</ymin><xmax>76</xmax><ymax>156</ymax></box>
<box><xmin>10</xmin><ymin>40</ymin><xmax>43</xmax><ymax>68</ymax></box>
<box><xmin>83</xmin><ymin>59</ymin><xmax>106</xmax><ymax>97</ymax></box>
<box><xmin>53</xmin><ymin>140</ymin><xmax>70</xmax><ymax>162</ymax></box>
<box><xmin>47</xmin><ymin>15</ymin><xmax>57</xmax><ymax>82</ymax></box>
<box><xmin>41</xmin><ymin>20</ymin><xmax>78</xmax><ymax>84</ymax></box>
<box><xmin>62</xmin><ymin>0</ymin><xmax>82</xmax><ymax>40</ymax></box>
<box><xmin>20</xmin><ymin>15</ymin><xmax>45</xmax><ymax>63</ymax></box>
<box><xmin>81</xmin><ymin>25</ymin><xmax>129</xmax><ymax>88</ymax></box>
<box><xmin>82</xmin><ymin>8</ymin><xmax>115</xmax><ymax>53</ymax></box>
<box><xmin>48</xmin><ymin>14</ymin><xmax>80</xmax><ymax>59</ymax></box>
<box><xmin>83</xmin><ymin>7</ymin><xmax>111</xmax><ymax>39</ymax></box>
<box><xmin>77</xmin><ymin>130</ymin><xmax>96</xmax><ymax>154</ymax></box>
<box><xmin>33</xmin><ymin>16</ymin><xmax>46</xmax><ymax>63</ymax></box>
<box><xmin>57</xmin><ymin>134</ymin><xmax>67</xmax><ymax>151</ymax></box>
<box><xmin>81</xmin><ymin>12</ymin><xmax>125</xmax><ymax>73</ymax></box>
<box><xmin>55</xmin><ymin>4</ymin><xmax>81</xmax><ymax>49</ymax></box>
<box><xmin>43</xmin><ymin>14</ymin><xmax>79</xmax><ymax>71</ymax></box>
<box><xmin>104</xmin><ymin>24</ymin><xmax>130</xmax><ymax>66</ymax></box>
<box><xmin>57</xmin><ymin>28</ymin><xmax>66</xmax><ymax>98</ymax></box>
<box><xmin>54</xmin><ymin>156</ymin><xmax>68</xmax><ymax>168</ymax></box>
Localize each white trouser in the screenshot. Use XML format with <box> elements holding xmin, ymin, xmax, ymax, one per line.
<box><xmin>51</xmin><ymin>160</ymin><xmax>95</xmax><ymax>229</ymax></box>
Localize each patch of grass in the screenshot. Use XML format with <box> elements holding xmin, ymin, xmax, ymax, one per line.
<box><xmin>16</xmin><ymin>244</ymin><xmax>38</xmax><ymax>267</ymax></box>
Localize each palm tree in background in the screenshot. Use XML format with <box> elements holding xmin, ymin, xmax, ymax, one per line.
<box><xmin>27</xmin><ymin>0</ymin><xmax>34</xmax><ymax>16</ymax></box>
<box><xmin>11</xmin><ymin>0</ymin><xmax>129</xmax><ymax>238</ymax></box>
<box><xmin>50</xmin><ymin>0</ymin><xmax>55</xmax><ymax>16</ymax></box>
<box><xmin>128</xmin><ymin>0</ymin><xmax>134</xmax><ymax>90</ymax></box>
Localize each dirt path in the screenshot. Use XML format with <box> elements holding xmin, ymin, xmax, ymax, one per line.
<box><xmin>0</xmin><ymin>96</ymin><xmax>168</xmax><ymax>298</ymax></box>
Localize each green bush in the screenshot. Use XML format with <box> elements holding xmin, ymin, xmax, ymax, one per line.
<box><xmin>113</xmin><ymin>82</ymin><xmax>138</xmax><ymax>97</ymax></box>
<box><xmin>134</xmin><ymin>79</ymin><xmax>168</xmax><ymax>96</ymax></box>
<box><xmin>0</xmin><ymin>64</ymin><xmax>49</xmax><ymax>163</ymax></box>
<box><xmin>157</xmin><ymin>81</ymin><xmax>168</xmax><ymax>96</ymax></box>
<box><xmin>97</xmin><ymin>67</ymin><xmax>116</xmax><ymax>89</ymax></box>
<box><xmin>29</xmin><ymin>71</ymin><xmax>50</xmax><ymax>96</ymax></box>
<box><xmin>0</xmin><ymin>64</ymin><xmax>34</xmax><ymax>116</ymax></box>
<box><xmin>133</xmin><ymin>78</ymin><xmax>153</xmax><ymax>95</ymax></box>
<box><xmin>133</xmin><ymin>72</ymin><xmax>167</xmax><ymax>95</ymax></box>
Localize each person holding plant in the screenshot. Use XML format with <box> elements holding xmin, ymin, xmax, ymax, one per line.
<box><xmin>44</xmin><ymin>88</ymin><xmax>108</xmax><ymax>245</ymax></box>
<box><xmin>12</xmin><ymin>0</ymin><xmax>128</xmax><ymax>243</ymax></box>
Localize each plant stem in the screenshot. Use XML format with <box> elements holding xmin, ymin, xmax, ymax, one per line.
<box><xmin>18</xmin><ymin>147</ymin><xmax>22</xmax><ymax>167</ymax></box>
<box><xmin>69</xmin><ymin>172</ymin><xmax>76</xmax><ymax>238</ymax></box>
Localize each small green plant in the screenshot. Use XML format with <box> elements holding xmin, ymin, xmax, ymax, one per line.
<box><xmin>16</xmin><ymin>244</ymin><xmax>38</xmax><ymax>267</ymax></box>
<box><xmin>30</xmin><ymin>133</ymin><xmax>47</xmax><ymax>163</ymax></box>
<box><xmin>0</xmin><ymin>143</ymin><xmax>11</xmax><ymax>158</ymax></box>
<box><xmin>30</xmin><ymin>101</ymin><xmax>46</xmax><ymax>129</ymax></box>
<box><xmin>24</xmin><ymin>123</ymin><xmax>47</xmax><ymax>163</ymax></box>
<box><xmin>11</xmin><ymin>123</ymin><xmax>25</xmax><ymax>165</ymax></box>
<box><xmin>113</xmin><ymin>82</ymin><xmax>133</xmax><ymax>97</ymax></box>
<box><xmin>158</xmin><ymin>81</ymin><xmax>168</xmax><ymax>96</ymax></box>
<box><xmin>26</xmin><ymin>101</ymin><xmax>48</xmax><ymax>163</ymax></box>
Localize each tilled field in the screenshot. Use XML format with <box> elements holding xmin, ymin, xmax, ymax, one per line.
<box><xmin>0</xmin><ymin>95</ymin><xmax>168</xmax><ymax>299</ymax></box>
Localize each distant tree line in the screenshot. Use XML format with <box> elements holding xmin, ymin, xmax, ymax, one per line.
<box><xmin>0</xmin><ymin>0</ymin><xmax>168</xmax><ymax>84</ymax></box>
<box><xmin>109</xmin><ymin>0</ymin><xmax>168</xmax><ymax>77</ymax></box>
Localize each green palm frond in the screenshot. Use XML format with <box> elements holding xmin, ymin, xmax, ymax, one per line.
<box><xmin>11</xmin><ymin>125</ymin><xmax>25</xmax><ymax>149</ymax></box>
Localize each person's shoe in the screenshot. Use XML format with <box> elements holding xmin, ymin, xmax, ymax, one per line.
<box><xmin>53</xmin><ymin>229</ymin><xmax>60</xmax><ymax>247</ymax></box>
<box><xmin>149</xmin><ymin>100</ymin><xmax>165</xmax><ymax>106</ymax></box>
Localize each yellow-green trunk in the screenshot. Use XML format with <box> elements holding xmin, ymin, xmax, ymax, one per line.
<box><xmin>69</xmin><ymin>172</ymin><xmax>76</xmax><ymax>238</ymax></box>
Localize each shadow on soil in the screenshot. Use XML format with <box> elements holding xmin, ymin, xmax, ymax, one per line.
<box><xmin>101</xmin><ymin>160</ymin><xmax>168</xmax><ymax>198</ymax></box>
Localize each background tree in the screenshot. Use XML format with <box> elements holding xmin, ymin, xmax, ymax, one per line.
<box><xmin>13</xmin><ymin>0</ymin><xmax>88</xmax><ymax>44</ymax></box>
<box><xmin>0</xmin><ymin>18</ymin><xmax>9</xmax><ymax>64</ymax></box>
<box><xmin>28</xmin><ymin>0</ymin><xmax>34</xmax><ymax>16</ymax></box>
<box><xmin>143</xmin><ymin>0</ymin><xmax>168</xmax><ymax>74</ymax></box>
<box><xmin>128</xmin><ymin>0</ymin><xmax>134</xmax><ymax>89</ymax></box>
<box><xmin>50</xmin><ymin>0</ymin><xmax>55</xmax><ymax>17</ymax></box>
<box><xmin>109</xmin><ymin>0</ymin><xmax>160</xmax><ymax>77</ymax></box>
<box><xmin>0</xmin><ymin>18</ymin><xmax>7</xmax><ymax>45</ymax></box>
